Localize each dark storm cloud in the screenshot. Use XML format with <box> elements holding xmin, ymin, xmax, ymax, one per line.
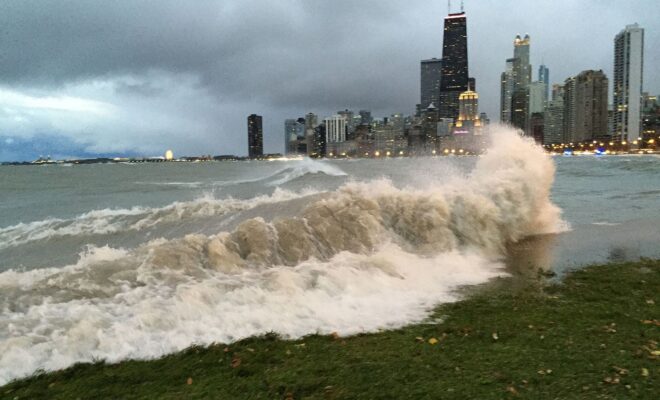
<box><xmin>0</xmin><ymin>0</ymin><xmax>658</xmax><ymax>160</ymax></box>
<box><xmin>0</xmin><ymin>0</ymin><xmax>410</xmax><ymax>108</ymax></box>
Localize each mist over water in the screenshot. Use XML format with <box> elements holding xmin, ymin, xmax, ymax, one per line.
<box><xmin>0</xmin><ymin>127</ymin><xmax>659</xmax><ymax>384</ymax></box>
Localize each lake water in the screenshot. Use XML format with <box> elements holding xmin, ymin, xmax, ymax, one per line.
<box><xmin>0</xmin><ymin>131</ymin><xmax>658</xmax><ymax>384</ymax></box>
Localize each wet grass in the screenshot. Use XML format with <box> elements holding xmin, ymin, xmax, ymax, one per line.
<box><xmin>1</xmin><ymin>260</ymin><xmax>658</xmax><ymax>399</ymax></box>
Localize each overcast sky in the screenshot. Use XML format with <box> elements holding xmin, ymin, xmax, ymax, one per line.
<box><xmin>1</xmin><ymin>0</ymin><xmax>658</xmax><ymax>161</ymax></box>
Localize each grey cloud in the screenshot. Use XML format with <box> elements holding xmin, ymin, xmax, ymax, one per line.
<box><xmin>0</xmin><ymin>0</ymin><xmax>658</xmax><ymax>159</ymax></box>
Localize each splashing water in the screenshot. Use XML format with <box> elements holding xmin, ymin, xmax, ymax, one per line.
<box><xmin>0</xmin><ymin>127</ymin><xmax>564</xmax><ymax>384</ymax></box>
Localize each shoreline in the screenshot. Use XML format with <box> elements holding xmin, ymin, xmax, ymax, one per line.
<box><xmin>2</xmin><ymin>259</ymin><xmax>657</xmax><ymax>399</ymax></box>
<box><xmin>2</xmin><ymin>150</ymin><xmax>658</xmax><ymax>167</ymax></box>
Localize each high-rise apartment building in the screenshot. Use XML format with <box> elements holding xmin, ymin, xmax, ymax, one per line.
<box><xmin>511</xmin><ymin>35</ymin><xmax>532</xmax><ymax>132</ymax></box>
<box><xmin>284</xmin><ymin>119</ymin><xmax>305</xmax><ymax>155</ymax></box>
<box><xmin>613</xmin><ymin>24</ymin><xmax>645</xmax><ymax>144</ymax></box>
<box><xmin>500</xmin><ymin>58</ymin><xmax>515</xmax><ymax>123</ymax></box>
<box><xmin>574</xmin><ymin>70</ymin><xmax>609</xmax><ymax>142</ymax></box>
<box><xmin>338</xmin><ymin>110</ymin><xmax>355</xmax><ymax>138</ymax></box>
<box><xmin>421</xmin><ymin>58</ymin><xmax>443</xmax><ymax>110</ymax></box>
<box><xmin>247</xmin><ymin>114</ymin><xmax>263</xmax><ymax>158</ymax></box>
<box><xmin>539</xmin><ymin>65</ymin><xmax>550</xmax><ymax>101</ymax></box>
<box><xmin>324</xmin><ymin>115</ymin><xmax>348</xmax><ymax>143</ymax></box>
<box><xmin>528</xmin><ymin>81</ymin><xmax>547</xmax><ymax>116</ymax></box>
<box><xmin>439</xmin><ymin>12</ymin><xmax>469</xmax><ymax>120</ymax></box>
<box><xmin>501</xmin><ymin>34</ymin><xmax>532</xmax><ymax>131</ymax></box>
<box><xmin>544</xmin><ymin>96</ymin><xmax>564</xmax><ymax>145</ymax></box>
<box><xmin>563</xmin><ymin>77</ymin><xmax>577</xmax><ymax>143</ymax></box>
<box><xmin>304</xmin><ymin>113</ymin><xmax>319</xmax><ymax>157</ymax></box>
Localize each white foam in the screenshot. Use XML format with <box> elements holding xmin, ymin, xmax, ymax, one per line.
<box><xmin>592</xmin><ymin>222</ymin><xmax>621</xmax><ymax>227</ymax></box>
<box><xmin>0</xmin><ymin>244</ymin><xmax>503</xmax><ymax>385</ymax></box>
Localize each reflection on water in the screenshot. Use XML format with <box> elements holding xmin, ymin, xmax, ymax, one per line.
<box><xmin>505</xmin><ymin>217</ymin><xmax>659</xmax><ymax>278</ymax></box>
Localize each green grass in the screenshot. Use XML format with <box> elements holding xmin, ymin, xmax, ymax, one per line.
<box><xmin>2</xmin><ymin>260</ymin><xmax>658</xmax><ymax>399</ymax></box>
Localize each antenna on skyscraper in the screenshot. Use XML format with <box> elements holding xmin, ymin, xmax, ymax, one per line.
<box><xmin>448</xmin><ymin>0</ymin><xmax>451</xmax><ymax>14</ymax></box>
<box><xmin>461</xmin><ymin>0</ymin><xmax>464</xmax><ymax>12</ymax></box>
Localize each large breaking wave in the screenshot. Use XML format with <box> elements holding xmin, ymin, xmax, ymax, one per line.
<box><xmin>0</xmin><ymin>129</ymin><xmax>563</xmax><ymax>385</ymax></box>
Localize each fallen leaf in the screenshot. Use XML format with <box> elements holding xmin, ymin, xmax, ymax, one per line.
<box><xmin>231</xmin><ymin>357</ymin><xmax>241</xmax><ymax>368</ymax></box>
<box><xmin>186</xmin><ymin>377</ymin><xmax>193</xmax><ymax>385</ymax></box>
<box><xmin>330</xmin><ymin>332</ymin><xmax>340</xmax><ymax>340</ymax></box>
<box><xmin>603</xmin><ymin>376</ymin><xmax>620</xmax><ymax>384</ymax></box>
<box><xmin>506</xmin><ymin>386</ymin><xmax>518</xmax><ymax>395</ymax></box>
<box><xmin>223</xmin><ymin>347</ymin><xmax>230</xmax><ymax>353</ymax></box>
<box><xmin>492</xmin><ymin>333</ymin><xmax>499</xmax><ymax>341</ymax></box>
<box><xmin>246</xmin><ymin>348</ymin><xmax>255</xmax><ymax>353</ymax></box>
<box><xmin>646</xmin><ymin>299</ymin><xmax>655</xmax><ymax>305</ymax></box>
<box><xmin>428</xmin><ymin>338</ymin><xmax>439</xmax><ymax>345</ymax></box>
<box><xmin>415</xmin><ymin>337</ymin><xmax>425</xmax><ymax>343</ymax></box>
<box><xmin>651</xmin><ymin>350</ymin><xmax>660</xmax><ymax>356</ymax></box>
<box><xmin>641</xmin><ymin>368</ymin><xmax>649</xmax><ymax>377</ymax></box>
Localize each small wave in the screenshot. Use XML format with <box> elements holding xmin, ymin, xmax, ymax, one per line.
<box><xmin>592</xmin><ymin>222</ymin><xmax>621</xmax><ymax>227</ymax></box>
<box><xmin>134</xmin><ymin>181</ymin><xmax>205</xmax><ymax>188</ymax></box>
<box><xmin>266</xmin><ymin>159</ymin><xmax>347</xmax><ymax>186</ymax></box>
<box><xmin>0</xmin><ymin>188</ymin><xmax>322</xmax><ymax>251</ymax></box>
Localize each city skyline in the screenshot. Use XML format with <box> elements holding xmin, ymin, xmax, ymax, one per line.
<box><xmin>1</xmin><ymin>0</ymin><xmax>659</xmax><ymax>161</ymax></box>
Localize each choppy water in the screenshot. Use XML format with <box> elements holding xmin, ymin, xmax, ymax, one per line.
<box><xmin>0</xmin><ymin>129</ymin><xmax>659</xmax><ymax>384</ymax></box>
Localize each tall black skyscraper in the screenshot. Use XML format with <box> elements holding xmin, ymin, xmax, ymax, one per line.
<box><xmin>439</xmin><ymin>12</ymin><xmax>469</xmax><ymax>120</ymax></box>
<box><xmin>247</xmin><ymin>114</ymin><xmax>263</xmax><ymax>158</ymax></box>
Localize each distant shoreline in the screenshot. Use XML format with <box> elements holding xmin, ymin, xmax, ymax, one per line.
<box><xmin>2</xmin><ymin>150</ymin><xmax>658</xmax><ymax>167</ymax></box>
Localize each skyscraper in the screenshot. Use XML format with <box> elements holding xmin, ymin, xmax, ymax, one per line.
<box><xmin>439</xmin><ymin>11</ymin><xmax>469</xmax><ymax>120</ymax></box>
<box><xmin>511</xmin><ymin>34</ymin><xmax>532</xmax><ymax>132</ymax></box>
<box><xmin>528</xmin><ymin>81</ymin><xmax>547</xmax><ymax>116</ymax></box>
<box><xmin>247</xmin><ymin>114</ymin><xmax>263</xmax><ymax>158</ymax></box>
<box><xmin>539</xmin><ymin>65</ymin><xmax>550</xmax><ymax>101</ymax></box>
<box><xmin>284</xmin><ymin>119</ymin><xmax>305</xmax><ymax>155</ymax></box>
<box><xmin>324</xmin><ymin>115</ymin><xmax>347</xmax><ymax>143</ymax></box>
<box><xmin>613</xmin><ymin>23</ymin><xmax>645</xmax><ymax>144</ymax></box>
<box><xmin>500</xmin><ymin>58</ymin><xmax>515</xmax><ymax>123</ymax></box>
<box><xmin>305</xmin><ymin>113</ymin><xmax>318</xmax><ymax>157</ymax></box>
<box><xmin>574</xmin><ymin>70</ymin><xmax>609</xmax><ymax>142</ymax></box>
<box><xmin>544</xmin><ymin>87</ymin><xmax>564</xmax><ymax>145</ymax></box>
<box><xmin>420</xmin><ymin>58</ymin><xmax>443</xmax><ymax>110</ymax></box>
<box><xmin>501</xmin><ymin>34</ymin><xmax>532</xmax><ymax>131</ymax></box>
<box><xmin>563</xmin><ymin>77</ymin><xmax>577</xmax><ymax>143</ymax></box>
<box><xmin>337</xmin><ymin>109</ymin><xmax>355</xmax><ymax>138</ymax></box>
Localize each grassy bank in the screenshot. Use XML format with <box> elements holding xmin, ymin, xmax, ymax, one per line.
<box><xmin>2</xmin><ymin>260</ymin><xmax>658</xmax><ymax>399</ymax></box>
